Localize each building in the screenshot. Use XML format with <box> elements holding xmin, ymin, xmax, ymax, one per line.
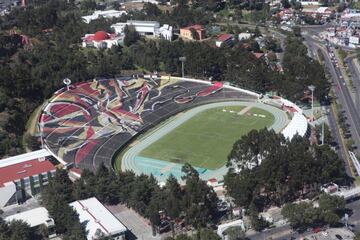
<box><xmin>0</xmin><ymin>149</ymin><xmax>56</xmax><ymax>208</ymax></box>
<box><xmin>297</xmin><ymin>0</ymin><xmax>320</xmax><ymax>6</ymax></box>
<box><xmin>82</xmin><ymin>10</ymin><xmax>127</xmax><ymax>24</ymax></box>
<box><xmin>82</xmin><ymin>31</ymin><xmax>123</xmax><ymax>49</ymax></box>
<box><xmin>180</xmin><ymin>24</ymin><xmax>206</xmax><ymax>40</ymax></box>
<box><xmin>70</xmin><ymin>197</ymin><xmax>127</xmax><ymax>240</ymax></box>
<box><xmin>158</xmin><ymin>24</ymin><xmax>173</xmax><ymax>41</ymax></box>
<box><xmin>215</xmin><ymin>34</ymin><xmax>233</xmax><ymax>47</ymax></box>
<box><xmin>238</xmin><ymin>32</ymin><xmax>252</xmax><ymax>41</ymax></box>
<box><xmin>217</xmin><ymin>219</ymin><xmax>246</xmax><ymax>238</ymax></box>
<box><xmin>321</xmin><ymin>183</ymin><xmax>339</xmax><ymax>194</ymax></box>
<box><xmin>5</xmin><ymin>207</ymin><xmax>56</xmax><ymax>238</ymax></box>
<box><xmin>111</xmin><ymin>21</ymin><xmax>173</xmax><ymax>40</ymax></box>
<box><xmin>302</xmin><ymin>7</ymin><xmax>332</xmax><ymax>20</ymax></box>
<box><xmin>112</xmin><ymin>20</ymin><xmax>160</xmax><ymax>36</ymax></box>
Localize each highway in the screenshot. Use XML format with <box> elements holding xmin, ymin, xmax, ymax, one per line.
<box><xmin>301</xmin><ymin>32</ymin><xmax>357</xmax><ymax>179</ymax></box>
<box><xmin>345</xmin><ymin>54</ymin><xmax>360</xmax><ymax>112</ymax></box>
<box><xmin>245</xmin><ymin>25</ymin><xmax>360</xmax><ymax>240</ymax></box>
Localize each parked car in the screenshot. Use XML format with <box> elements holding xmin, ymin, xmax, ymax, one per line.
<box><xmin>335</xmin><ymin>234</ymin><xmax>343</xmax><ymax>240</ymax></box>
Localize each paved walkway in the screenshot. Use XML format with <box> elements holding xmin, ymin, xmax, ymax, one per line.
<box><xmin>121</xmin><ymin>101</ymin><xmax>289</xmax><ymax>184</ymax></box>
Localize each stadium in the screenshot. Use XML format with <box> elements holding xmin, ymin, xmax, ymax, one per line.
<box><xmin>39</xmin><ymin>75</ymin><xmax>309</xmax><ymax>183</ymax></box>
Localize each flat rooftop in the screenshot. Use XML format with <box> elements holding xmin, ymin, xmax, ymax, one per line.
<box><xmin>70</xmin><ymin>197</ymin><xmax>127</xmax><ymax>239</ymax></box>
<box><xmin>5</xmin><ymin>207</ymin><xmax>50</xmax><ymax>227</ymax></box>
<box><xmin>0</xmin><ymin>150</ymin><xmax>55</xmax><ymax>187</ymax></box>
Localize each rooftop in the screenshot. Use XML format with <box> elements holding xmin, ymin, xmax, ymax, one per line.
<box><xmin>83</xmin><ymin>31</ymin><xmax>119</xmax><ymax>43</ymax></box>
<box><xmin>0</xmin><ymin>151</ymin><xmax>55</xmax><ymax>187</ymax></box>
<box><xmin>70</xmin><ymin>197</ymin><xmax>127</xmax><ymax>239</ymax></box>
<box><xmin>182</xmin><ymin>24</ymin><xmax>204</xmax><ymax>31</ymax></box>
<box><xmin>5</xmin><ymin>207</ymin><xmax>51</xmax><ymax>227</ymax></box>
<box><xmin>217</xmin><ymin>34</ymin><xmax>233</xmax><ymax>42</ymax></box>
<box><xmin>0</xmin><ymin>149</ymin><xmax>51</xmax><ymax>168</ymax></box>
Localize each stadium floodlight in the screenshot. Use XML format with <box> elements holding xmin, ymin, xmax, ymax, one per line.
<box><xmin>63</xmin><ymin>78</ymin><xmax>72</xmax><ymax>91</ymax></box>
<box><xmin>179</xmin><ymin>57</ymin><xmax>186</xmax><ymax>78</ymax></box>
<box><xmin>308</xmin><ymin>85</ymin><xmax>315</xmax><ymax>121</ymax></box>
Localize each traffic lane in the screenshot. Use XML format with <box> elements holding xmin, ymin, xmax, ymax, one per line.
<box><xmin>321</xmin><ymin>53</ymin><xmax>353</xmax><ymax>179</ymax></box>
<box><xmin>325</xmin><ymin>104</ymin><xmax>352</xmax><ymax>177</ymax></box>
<box><xmin>332</xmin><ymin>64</ymin><xmax>360</xmax><ymax>142</ymax></box>
<box><xmin>248</xmin><ymin>225</ymin><xmax>295</xmax><ymax>240</ymax></box>
<box><xmin>322</xmin><ymin>48</ymin><xmax>360</xmax><ymax>152</ymax></box>
<box><xmin>345</xmin><ymin>57</ymin><xmax>360</xmax><ymax>112</ymax></box>
<box><xmin>304</xmin><ymin>38</ymin><xmax>355</xmax><ymax>178</ymax></box>
<box><xmin>318</xmin><ymin>46</ymin><xmax>360</xmax><ymax>174</ymax></box>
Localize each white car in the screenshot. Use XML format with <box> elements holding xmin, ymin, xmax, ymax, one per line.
<box><xmin>321</xmin><ymin>231</ymin><xmax>329</xmax><ymax>236</ymax></box>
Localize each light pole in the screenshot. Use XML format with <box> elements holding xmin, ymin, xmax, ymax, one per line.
<box><xmin>63</xmin><ymin>78</ymin><xmax>72</xmax><ymax>91</ymax></box>
<box><xmin>179</xmin><ymin>56</ymin><xmax>186</xmax><ymax>78</ymax></box>
<box><xmin>308</xmin><ymin>85</ymin><xmax>315</xmax><ymax>121</ymax></box>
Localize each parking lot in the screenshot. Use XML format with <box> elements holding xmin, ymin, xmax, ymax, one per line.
<box><xmin>106</xmin><ymin>204</ymin><xmax>164</xmax><ymax>240</ymax></box>
<box><xmin>300</xmin><ymin>227</ymin><xmax>354</xmax><ymax>240</ymax></box>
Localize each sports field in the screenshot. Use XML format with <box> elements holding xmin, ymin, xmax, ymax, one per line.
<box><xmin>139</xmin><ymin>106</ymin><xmax>274</xmax><ymax>170</ymax></box>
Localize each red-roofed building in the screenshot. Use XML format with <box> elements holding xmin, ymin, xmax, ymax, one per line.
<box><xmin>82</xmin><ymin>31</ymin><xmax>123</xmax><ymax>49</ymax></box>
<box><xmin>215</xmin><ymin>34</ymin><xmax>234</xmax><ymax>47</ymax></box>
<box><xmin>0</xmin><ymin>150</ymin><xmax>56</xmax><ymax>208</ymax></box>
<box><xmin>180</xmin><ymin>24</ymin><xmax>206</xmax><ymax>40</ymax></box>
<box><xmin>253</xmin><ymin>52</ymin><xmax>265</xmax><ymax>60</ymax></box>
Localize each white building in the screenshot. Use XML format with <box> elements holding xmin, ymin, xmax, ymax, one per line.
<box><xmin>82</xmin><ymin>31</ymin><xmax>123</xmax><ymax>49</ymax></box>
<box><xmin>82</xmin><ymin>10</ymin><xmax>127</xmax><ymax>24</ymax></box>
<box><xmin>158</xmin><ymin>24</ymin><xmax>173</xmax><ymax>41</ymax></box>
<box><xmin>111</xmin><ymin>21</ymin><xmax>173</xmax><ymax>40</ymax></box>
<box><xmin>112</xmin><ymin>20</ymin><xmax>160</xmax><ymax>35</ymax></box>
<box><xmin>70</xmin><ymin>197</ymin><xmax>127</xmax><ymax>240</ymax></box>
<box><xmin>217</xmin><ymin>219</ymin><xmax>246</xmax><ymax>239</ymax></box>
<box><xmin>238</xmin><ymin>32</ymin><xmax>252</xmax><ymax>41</ymax></box>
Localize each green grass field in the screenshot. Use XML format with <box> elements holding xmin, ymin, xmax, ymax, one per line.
<box><xmin>139</xmin><ymin>106</ymin><xmax>274</xmax><ymax>170</ymax></box>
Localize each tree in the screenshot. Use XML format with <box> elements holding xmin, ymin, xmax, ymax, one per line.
<box><xmin>124</xmin><ymin>25</ymin><xmax>141</xmax><ymax>47</ymax></box>
<box><xmin>337</xmin><ymin>2</ymin><xmax>346</xmax><ymax>13</ymax></box>
<box><xmin>223</xmin><ymin>226</ymin><xmax>247</xmax><ymax>240</ymax></box>
<box><xmin>281</xmin><ymin>202</ymin><xmax>318</xmax><ymax>229</ymax></box>
<box><xmin>292</xmin><ymin>26</ymin><xmax>301</xmax><ymax>37</ymax></box>
<box><xmin>195</xmin><ymin>228</ymin><xmax>221</xmax><ymax>240</ymax></box>
<box><xmin>182</xmin><ymin>163</ymin><xmax>218</xmax><ymax>228</ymax></box>
<box><xmin>8</xmin><ymin>220</ymin><xmax>32</xmax><ymax>240</ymax></box>
<box><xmin>80</xmin><ymin>0</ymin><xmax>97</xmax><ymax>11</ymax></box>
<box><xmin>190</xmin><ymin>28</ymin><xmax>199</xmax><ymax>40</ymax></box>
<box><xmin>248</xmin><ymin>204</ymin><xmax>269</xmax><ymax>231</ymax></box>
<box><xmin>165</xmin><ymin>175</ymin><xmax>183</xmax><ymax>220</ymax></box>
<box><xmin>225</xmin><ymin>129</ymin><xmax>346</xmax><ymax>209</ymax></box>
<box><xmin>355</xmin><ymin>232</ymin><xmax>360</xmax><ymax>240</ymax></box>
<box><xmin>0</xmin><ymin>217</ymin><xmax>11</xmax><ymax>239</ymax></box>
<box><xmin>281</xmin><ymin>0</ymin><xmax>291</xmax><ymax>8</ymax></box>
<box><xmin>282</xmin><ymin>194</ymin><xmax>345</xmax><ymax>229</ymax></box>
<box><xmin>93</xmin><ymin>229</ymin><xmax>111</xmax><ymax>240</ymax></box>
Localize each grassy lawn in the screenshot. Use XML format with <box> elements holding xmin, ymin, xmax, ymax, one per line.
<box><xmin>139</xmin><ymin>106</ymin><xmax>274</xmax><ymax>170</ymax></box>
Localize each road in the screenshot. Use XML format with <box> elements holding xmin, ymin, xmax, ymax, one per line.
<box><xmin>245</xmin><ymin>24</ymin><xmax>360</xmax><ymax>239</ymax></box>
<box><xmin>248</xmin><ymin>199</ymin><xmax>360</xmax><ymax>240</ymax></box>
<box><xmin>345</xmin><ymin>54</ymin><xmax>360</xmax><ymax>112</ymax></box>
<box><xmin>302</xmin><ymin>30</ymin><xmax>360</xmax><ymax>178</ymax></box>
<box><xmin>266</xmin><ymin>26</ymin><xmax>356</xmax><ymax>180</ymax></box>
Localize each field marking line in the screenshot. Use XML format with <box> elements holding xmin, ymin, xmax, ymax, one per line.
<box><xmin>237</xmin><ymin>105</ymin><xmax>253</xmax><ymax>115</ymax></box>
<box><xmin>160</xmin><ymin>162</ymin><xmax>176</xmax><ymax>174</ymax></box>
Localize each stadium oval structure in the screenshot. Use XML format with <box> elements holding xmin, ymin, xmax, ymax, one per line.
<box><xmin>39</xmin><ymin>75</ymin><xmax>310</xmax><ymax>178</ymax></box>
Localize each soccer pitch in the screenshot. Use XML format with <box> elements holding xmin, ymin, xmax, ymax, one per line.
<box><xmin>139</xmin><ymin>106</ymin><xmax>275</xmax><ymax>170</ymax></box>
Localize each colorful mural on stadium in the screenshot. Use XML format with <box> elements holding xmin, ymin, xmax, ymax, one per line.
<box><xmin>39</xmin><ymin>76</ymin><xmax>256</xmax><ymax>170</ymax></box>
